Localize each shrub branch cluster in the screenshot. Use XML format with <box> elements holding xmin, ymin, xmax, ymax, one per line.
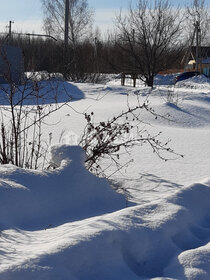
<box><xmin>80</xmin><ymin>100</ymin><xmax>183</xmax><ymax>176</ymax></box>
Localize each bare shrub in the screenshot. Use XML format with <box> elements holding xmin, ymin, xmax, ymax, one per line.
<box><xmin>0</xmin><ymin>72</ymin><xmax>68</xmax><ymax>169</ymax></box>
<box><xmin>80</xmin><ymin>99</ymin><xmax>183</xmax><ymax>176</ymax></box>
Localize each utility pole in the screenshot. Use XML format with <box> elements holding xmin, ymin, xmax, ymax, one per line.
<box><xmin>63</xmin><ymin>0</ymin><xmax>70</xmax><ymax>79</ymax></box>
<box><xmin>64</xmin><ymin>0</ymin><xmax>69</xmax><ymax>48</ymax></box>
<box><xmin>8</xmin><ymin>20</ymin><xmax>14</xmax><ymax>43</ymax></box>
<box><xmin>195</xmin><ymin>20</ymin><xmax>200</xmax><ymax>72</ymax></box>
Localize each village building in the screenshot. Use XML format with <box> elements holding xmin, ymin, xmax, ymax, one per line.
<box><xmin>185</xmin><ymin>46</ymin><xmax>210</xmax><ymax>77</ymax></box>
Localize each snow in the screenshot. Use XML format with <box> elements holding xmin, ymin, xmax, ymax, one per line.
<box><xmin>0</xmin><ymin>79</ymin><xmax>84</xmax><ymax>106</ymax></box>
<box><xmin>0</xmin><ymin>145</ymin><xmax>125</xmax><ymax>230</ymax></box>
<box><xmin>0</xmin><ymin>74</ymin><xmax>210</xmax><ymax>279</ymax></box>
<box><xmin>174</xmin><ymin>74</ymin><xmax>210</xmax><ymax>90</ymax></box>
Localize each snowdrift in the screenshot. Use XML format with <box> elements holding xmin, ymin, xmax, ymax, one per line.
<box><xmin>175</xmin><ymin>75</ymin><xmax>210</xmax><ymax>90</ymax></box>
<box><xmin>0</xmin><ymin>145</ymin><xmax>125</xmax><ymax>230</ymax></box>
<box><xmin>1</xmin><ymin>177</ymin><xmax>210</xmax><ymax>279</ymax></box>
<box><xmin>0</xmin><ymin>80</ymin><xmax>84</xmax><ymax>105</ymax></box>
<box><xmin>1</xmin><ymin>75</ymin><xmax>210</xmax><ymax>280</ymax></box>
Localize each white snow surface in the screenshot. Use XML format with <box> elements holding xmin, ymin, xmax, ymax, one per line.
<box><xmin>1</xmin><ymin>74</ymin><xmax>210</xmax><ymax>279</ymax></box>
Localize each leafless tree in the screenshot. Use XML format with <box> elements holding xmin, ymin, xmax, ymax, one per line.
<box><xmin>41</xmin><ymin>0</ymin><xmax>94</xmax><ymax>81</ymax></box>
<box><xmin>116</xmin><ymin>0</ymin><xmax>183</xmax><ymax>87</ymax></box>
<box><xmin>185</xmin><ymin>0</ymin><xmax>210</xmax><ymax>45</ymax></box>
<box><xmin>41</xmin><ymin>0</ymin><xmax>94</xmax><ymax>46</ymax></box>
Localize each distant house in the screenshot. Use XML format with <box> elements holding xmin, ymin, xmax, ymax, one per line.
<box><xmin>185</xmin><ymin>46</ymin><xmax>210</xmax><ymax>77</ymax></box>
<box><xmin>202</xmin><ymin>57</ymin><xmax>210</xmax><ymax>77</ymax></box>
<box><xmin>0</xmin><ymin>45</ymin><xmax>24</xmax><ymax>84</ymax></box>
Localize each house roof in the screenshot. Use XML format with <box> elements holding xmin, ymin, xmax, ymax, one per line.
<box><xmin>188</xmin><ymin>59</ymin><xmax>195</xmax><ymax>64</ymax></box>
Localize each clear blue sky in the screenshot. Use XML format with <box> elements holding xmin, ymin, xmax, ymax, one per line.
<box><xmin>89</xmin><ymin>0</ymin><xmax>192</xmax><ymax>9</ymax></box>
<box><xmin>0</xmin><ymin>0</ymin><xmax>207</xmax><ymax>34</ymax></box>
<box><xmin>0</xmin><ymin>0</ymin><xmax>43</xmax><ymax>33</ymax></box>
<box><xmin>0</xmin><ymin>0</ymin><xmax>43</xmax><ymax>21</ymax></box>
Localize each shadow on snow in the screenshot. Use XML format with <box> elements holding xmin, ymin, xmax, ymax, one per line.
<box><xmin>0</xmin><ymin>80</ymin><xmax>85</xmax><ymax>106</ymax></box>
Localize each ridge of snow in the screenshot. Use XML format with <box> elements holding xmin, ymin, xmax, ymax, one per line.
<box><xmin>1</xmin><ymin>181</ymin><xmax>210</xmax><ymax>279</ymax></box>
<box><xmin>0</xmin><ymin>145</ymin><xmax>125</xmax><ymax>230</ymax></box>
<box><xmin>1</xmin><ymin>74</ymin><xmax>210</xmax><ymax>279</ymax></box>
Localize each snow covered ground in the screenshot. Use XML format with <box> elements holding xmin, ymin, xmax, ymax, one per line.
<box><xmin>1</xmin><ymin>74</ymin><xmax>210</xmax><ymax>279</ymax></box>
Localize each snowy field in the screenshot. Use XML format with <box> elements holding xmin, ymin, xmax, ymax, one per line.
<box><xmin>1</xmin><ymin>74</ymin><xmax>210</xmax><ymax>279</ymax></box>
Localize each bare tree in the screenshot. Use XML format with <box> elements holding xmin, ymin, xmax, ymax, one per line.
<box><xmin>41</xmin><ymin>0</ymin><xmax>94</xmax><ymax>45</ymax></box>
<box><xmin>41</xmin><ymin>0</ymin><xmax>94</xmax><ymax>81</ymax></box>
<box><xmin>116</xmin><ymin>0</ymin><xmax>182</xmax><ymax>87</ymax></box>
<box><xmin>185</xmin><ymin>0</ymin><xmax>210</xmax><ymax>45</ymax></box>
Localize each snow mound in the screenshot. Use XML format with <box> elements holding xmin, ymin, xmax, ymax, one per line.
<box><xmin>154</xmin><ymin>74</ymin><xmax>176</xmax><ymax>86</ymax></box>
<box><xmin>50</xmin><ymin>144</ymin><xmax>86</xmax><ymax>167</ymax></box>
<box><xmin>0</xmin><ymin>145</ymin><xmax>125</xmax><ymax>230</ymax></box>
<box><xmin>0</xmin><ymin>80</ymin><xmax>84</xmax><ymax>105</ymax></box>
<box><xmin>1</xmin><ymin>180</ymin><xmax>210</xmax><ymax>279</ymax></box>
<box><xmin>1</xmin><ymin>76</ymin><xmax>210</xmax><ymax>279</ymax></box>
<box><xmin>175</xmin><ymin>75</ymin><xmax>210</xmax><ymax>90</ymax></box>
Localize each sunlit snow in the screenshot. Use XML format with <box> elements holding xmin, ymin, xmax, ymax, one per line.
<box><xmin>0</xmin><ymin>74</ymin><xmax>210</xmax><ymax>280</ymax></box>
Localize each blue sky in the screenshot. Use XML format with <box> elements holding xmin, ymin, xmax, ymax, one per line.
<box><xmin>0</xmin><ymin>0</ymin><xmax>206</xmax><ymax>34</ymax></box>
<box><xmin>89</xmin><ymin>0</ymin><xmax>138</xmax><ymax>9</ymax></box>
<box><xmin>0</xmin><ymin>0</ymin><xmax>43</xmax><ymax>21</ymax></box>
<box><xmin>89</xmin><ymin>0</ymin><xmax>193</xmax><ymax>9</ymax></box>
<box><xmin>0</xmin><ymin>0</ymin><xmax>43</xmax><ymax>33</ymax></box>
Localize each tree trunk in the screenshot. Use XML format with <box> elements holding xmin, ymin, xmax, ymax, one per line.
<box><xmin>146</xmin><ymin>75</ymin><xmax>154</xmax><ymax>88</ymax></box>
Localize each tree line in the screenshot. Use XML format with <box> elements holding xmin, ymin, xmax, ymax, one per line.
<box><xmin>0</xmin><ymin>0</ymin><xmax>209</xmax><ymax>87</ymax></box>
